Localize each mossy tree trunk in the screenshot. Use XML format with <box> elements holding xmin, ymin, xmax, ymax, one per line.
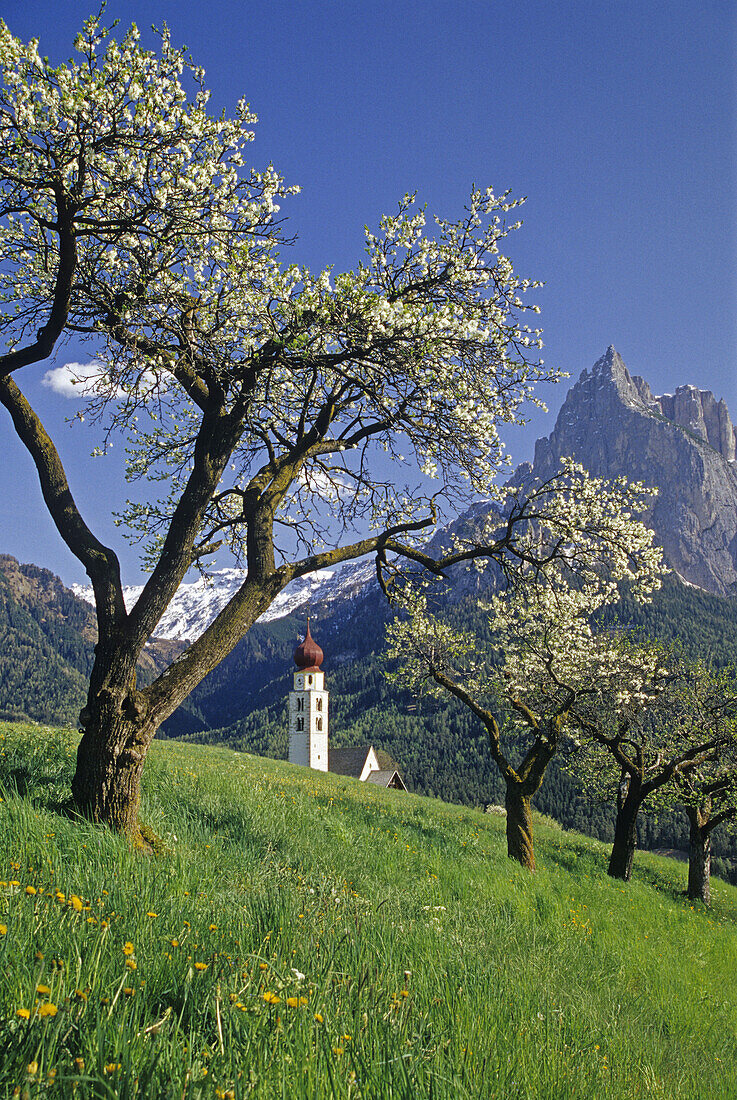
<box><xmin>505</xmin><ymin>782</ymin><xmax>536</xmax><ymax>871</ymax></box>
<box><xmin>686</xmin><ymin>805</ymin><xmax>712</xmax><ymax>905</ymax></box>
<box><xmin>607</xmin><ymin>775</ymin><xmax>642</xmax><ymax>881</ymax></box>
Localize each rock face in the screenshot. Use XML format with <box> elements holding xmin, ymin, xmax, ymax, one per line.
<box><xmin>518</xmin><ymin>346</ymin><xmax>737</xmax><ymax>595</ymax></box>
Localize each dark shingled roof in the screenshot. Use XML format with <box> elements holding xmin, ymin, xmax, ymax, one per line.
<box><xmin>328</xmin><ymin>746</ymin><xmax>372</xmax><ymax>779</ymax></box>
<box><xmin>366</xmin><ymin>769</ymin><xmax>407</xmax><ymax>790</ymax></box>
<box><xmin>328</xmin><ymin>746</ymin><xmax>406</xmax><ymax>789</ymax></box>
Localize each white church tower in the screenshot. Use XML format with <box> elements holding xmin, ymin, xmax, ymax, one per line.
<box><xmin>288</xmin><ymin>622</ymin><xmax>329</xmax><ymax>771</ymax></box>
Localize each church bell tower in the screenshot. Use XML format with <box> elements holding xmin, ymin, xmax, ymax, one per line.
<box><xmin>288</xmin><ymin>622</ymin><xmax>329</xmax><ymax>771</ymax></box>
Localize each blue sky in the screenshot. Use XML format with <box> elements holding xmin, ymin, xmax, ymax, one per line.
<box><xmin>1</xmin><ymin>0</ymin><xmax>735</xmax><ymax>585</ymax></box>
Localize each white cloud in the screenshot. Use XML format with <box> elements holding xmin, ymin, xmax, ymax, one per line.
<box><xmin>41</xmin><ymin>361</ymin><xmax>110</xmax><ymax>399</ymax></box>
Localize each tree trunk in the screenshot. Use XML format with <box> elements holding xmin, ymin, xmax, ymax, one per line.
<box><xmin>686</xmin><ymin>806</ymin><xmax>712</xmax><ymax>905</ymax></box>
<box><xmin>71</xmin><ymin>673</ymin><xmax>156</xmax><ymax>847</ymax></box>
<box><xmin>608</xmin><ymin>783</ymin><xmax>642</xmax><ymax>881</ymax></box>
<box><xmin>505</xmin><ymin>782</ymin><xmax>536</xmax><ymax>871</ymax></box>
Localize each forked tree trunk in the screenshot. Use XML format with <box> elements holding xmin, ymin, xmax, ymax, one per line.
<box><xmin>686</xmin><ymin>806</ymin><xmax>712</xmax><ymax>905</ymax></box>
<box><xmin>608</xmin><ymin>783</ymin><xmax>642</xmax><ymax>881</ymax></box>
<box><xmin>505</xmin><ymin>782</ymin><xmax>536</xmax><ymax>871</ymax></box>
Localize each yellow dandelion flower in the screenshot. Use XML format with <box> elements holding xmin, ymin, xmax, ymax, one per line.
<box><xmin>122</xmin><ymin>942</ymin><xmax>134</xmax><ymax>956</ymax></box>
<box><xmin>38</xmin><ymin>1003</ymin><xmax>58</xmax><ymax>1017</ymax></box>
<box><xmin>123</xmin><ymin>987</ymin><xmax>135</xmax><ymax>996</ymax></box>
<box><xmin>209</xmin><ymin>924</ymin><xmax>217</xmax><ymax>931</ymax></box>
<box><xmin>400</xmin><ymin>989</ymin><xmax>409</xmax><ymax>998</ymax></box>
<box><xmin>27</xmin><ymin>1061</ymin><xmax>39</xmax><ymax>1075</ymax></box>
<box><xmin>9</xmin><ymin>880</ymin><xmax>20</xmax><ymax>887</ymax></box>
<box><xmin>314</xmin><ymin>1013</ymin><xmax>324</xmax><ymax>1023</ymax></box>
<box><xmin>259</xmin><ymin>962</ymin><xmax>268</xmax><ymax>970</ymax></box>
<box><xmin>0</xmin><ymin>925</ymin><xmax>6</xmax><ymax>935</ymax></box>
<box><xmin>125</xmin><ymin>959</ymin><xmax>137</xmax><ymax>970</ymax></box>
<box><xmin>146</xmin><ymin>911</ymin><xmax>158</xmax><ymax>918</ymax></box>
<box><xmin>55</xmin><ymin>892</ymin><xmax>65</xmax><ymax>902</ymax></box>
<box><xmin>74</xmin><ymin>989</ymin><xmax>87</xmax><ymax>1001</ymax></box>
<box><xmin>74</xmin><ymin>1058</ymin><xmax>85</xmax><ymax>1072</ymax></box>
<box><xmin>36</xmin><ymin>984</ymin><xmax>51</xmax><ymax>995</ymax></box>
<box><xmin>194</xmin><ymin>962</ymin><xmax>208</xmax><ymax>971</ymax></box>
<box><xmin>332</xmin><ymin>1046</ymin><xmax>344</xmax><ymax>1056</ymax></box>
<box><xmin>70</xmin><ymin>895</ymin><xmax>83</xmax><ymax>912</ymax></box>
<box><xmin>286</xmin><ymin>997</ymin><xmax>300</xmax><ymax>1008</ymax></box>
<box><xmin>25</xmin><ymin>885</ymin><xmax>37</xmax><ymax>895</ymax></box>
<box><xmin>16</xmin><ymin>1008</ymin><xmax>30</xmax><ymax>1019</ymax></box>
<box><xmin>170</xmin><ymin>939</ymin><xmax>180</xmax><ymax>947</ymax></box>
<box><xmin>35</xmin><ymin>950</ymin><xmax>44</xmax><ymax>960</ymax></box>
<box><xmin>104</xmin><ymin>1063</ymin><xmax>121</xmax><ymax>1074</ymax></box>
<box><xmin>262</xmin><ymin>991</ymin><xmax>280</xmax><ymax>1005</ymax></box>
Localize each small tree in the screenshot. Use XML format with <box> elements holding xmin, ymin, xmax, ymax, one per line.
<box><xmin>386</xmin><ymin>464</ymin><xmax>664</xmax><ymax>871</ymax></box>
<box><xmin>569</xmin><ymin>657</ymin><xmax>737</xmax><ymax>883</ymax></box>
<box><xmin>672</xmin><ymin>673</ymin><xmax>737</xmax><ymax>904</ymax></box>
<box><xmin>0</xmin><ymin>15</ymin><xmax>561</xmax><ymax>842</ymax></box>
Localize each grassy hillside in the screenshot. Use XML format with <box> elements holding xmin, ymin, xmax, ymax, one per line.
<box><xmin>0</xmin><ymin>723</ymin><xmax>735</xmax><ymax>1098</ymax></box>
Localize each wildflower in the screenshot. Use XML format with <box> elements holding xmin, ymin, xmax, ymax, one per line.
<box><xmin>74</xmin><ymin>989</ymin><xmax>87</xmax><ymax>1001</ymax></box>
<box><xmin>400</xmin><ymin>990</ymin><xmax>409</xmax><ymax>998</ymax></box>
<box><xmin>332</xmin><ymin>1046</ymin><xmax>344</xmax><ymax>1056</ymax></box>
<box><xmin>27</xmin><ymin>1062</ymin><xmax>38</xmax><ymax>1075</ymax></box>
<box><xmin>194</xmin><ymin>962</ymin><xmax>208</xmax><ymax>971</ymax></box>
<box><xmin>70</xmin><ymin>896</ymin><xmax>83</xmax><ymax>912</ymax></box>
<box><xmin>16</xmin><ymin>1008</ymin><xmax>30</xmax><ymax>1019</ymax></box>
<box><xmin>146</xmin><ymin>912</ymin><xmax>158</xmax><ymax>918</ymax></box>
<box><xmin>25</xmin><ymin>885</ymin><xmax>37</xmax><ymax>895</ymax></box>
<box><xmin>36</xmin><ymin>984</ymin><xmax>51</xmax><ymax>995</ymax></box>
<box><xmin>123</xmin><ymin>987</ymin><xmax>135</xmax><ymax>997</ymax></box>
<box><xmin>104</xmin><ymin>1063</ymin><xmax>121</xmax><ymax>1074</ymax></box>
<box><xmin>35</xmin><ymin>950</ymin><xmax>44</xmax><ymax>960</ymax></box>
<box><xmin>286</xmin><ymin>997</ymin><xmax>300</xmax><ymax>1008</ymax></box>
<box><xmin>125</xmin><ymin>959</ymin><xmax>137</xmax><ymax>970</ymax></box>
<box><xmin>209</xmin><ymin>924</ymin><xmax>217</xmax><ymax>931</ymax></box>
<box><xmin>123</xmin><ymin>942</ymin><xmax>134</xmax><ymax>956</ymax></box>
<box><xmin>262</xmin><ymin>991</ymin><xmax>280</xmax><ymax>1005</ymax></box>
<box><xmin>291</xmin><ymin>968</ymin><xmax>306</xmax><ymax>981</ymax></box>
<box><xmin>314</xmin><ymin>1013</ymin><xmax>324</xmax><ymax>1023</ymax></box>
<box><xmin>259</xmin><ymin>962</ymin><xmax>268</xmax><ymax>970</ymax></box>
<box><xmin>0</xmin><ymin>925</ymin><xmax>6</xmax><ymax>935</ymax></box>
<box><xmin>170</xmin><ymin>939</ymin><xmax>179</xmax><ymax>947</ymax></box>
<box><xmin>38</xmin><ymin>1003</ymin><xmax>58</xmax><ymax>1017</ymax></box>
<box><xmin>74</xmin><ymin>1058</ymin><xmax>85</xmax><ymax>1072</ymax></box>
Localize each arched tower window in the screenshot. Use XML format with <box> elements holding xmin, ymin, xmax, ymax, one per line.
<box><xmin>316</xmin><ymin>698</ymin><xmax>323</xmax><ymax>712</ymax></box>
<box><xmin>316</xmin><ymin>717</ymin><xmax>323</xmax><ymax>731</ymax></box>
<box><xmin>297</xmin><ymin>697</ymin><xmax>305</xmax><ymax>712</ymax></box>
<box><xmin>296</xmin><ymin>717</ymin><xmax>304</xmax><ymax>731</ymax></box>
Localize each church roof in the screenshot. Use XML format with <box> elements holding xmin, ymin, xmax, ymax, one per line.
<box><xmin>293</xmin><ymin>622</ymin><xmax>323</xmax><ymax>671</ymax></box>
<box><xmin>327</xmin><ymin>746</ymin><xmax>369</xmax><ymax>779</ymax></box>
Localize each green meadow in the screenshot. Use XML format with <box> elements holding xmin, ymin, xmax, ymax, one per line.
<box><xmin>0</xmin><ymin>721</ymin><xmax>735</xmax><ymax>1098</ymax></box>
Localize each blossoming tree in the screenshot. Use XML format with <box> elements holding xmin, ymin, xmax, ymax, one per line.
<box><xmin>0</xmin><ymin>15</ymin><xmax>562</xmax><ymax>842</ymax></box>
<box><xmin>385</xmin><ymin>464</ymin><xmax>665</xmax><ymax>870</ymax></box>
<box><xmin>569</xmin><ymin>658</ymin><xmax>737</xmax><ymax>885</ymax></box>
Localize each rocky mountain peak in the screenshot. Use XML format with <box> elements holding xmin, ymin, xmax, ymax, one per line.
<box><xmin>524</xmin><ymin>348</ymin><xmax>737</xmax><ymax>595</ymax></box>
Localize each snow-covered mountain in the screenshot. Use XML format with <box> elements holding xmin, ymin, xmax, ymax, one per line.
<box><xmin>72</xmin><ymin>558</ymin><xmax>377</xmax><ymax>642</ymax></box>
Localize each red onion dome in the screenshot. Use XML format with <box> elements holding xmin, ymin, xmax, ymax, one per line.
<box><xmin>294</xmin><ymin>623</ymin><xmax>323</xmax><ymax>671</ymax></box>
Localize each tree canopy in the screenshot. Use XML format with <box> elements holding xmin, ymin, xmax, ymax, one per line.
<box><xmin>0</xmin><ymin>14</ymin><xmax>565</xmax><ymax>838</ymax></box>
